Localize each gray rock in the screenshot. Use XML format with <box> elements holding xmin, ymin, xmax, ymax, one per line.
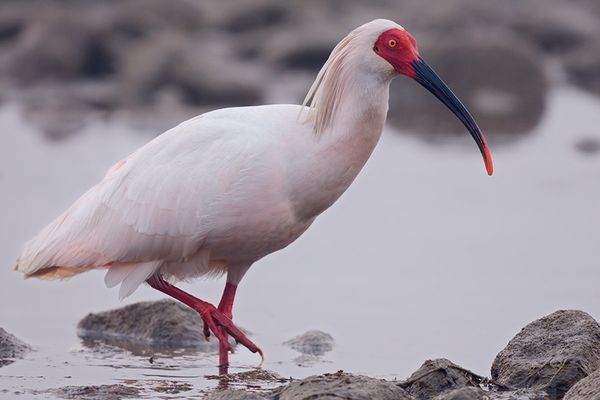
<box><xmin>565</xmin><ymin>43</ymin><xmax>600</xmax><ymax>97</ymax></box>
<box><xmin>491</xmin><ymin>310</ymin><xmax>600</xmax><ymax>398</ymax></box>
<box><xmin>399</xmin><ymin>359</ymin><xmax>486</xmax><ymax>400</ymax></box>
<box><xmin>389</xmin><ymin>35</ymin><xmax>546</xmax><ymax>139</ymax></box>
<box><xmin>221</xmin><ymin>0</ymin><xmax>290</xmax><ymax>33</ymax></box>
<box><xmin>563</xmin><ymin>368</ymin><xmax>600</xmax><ymax>400</ymax></box>
<box><xmin>17</xmin><ymin>82</ymin><xmax>118</xmax><ymax>141</ymax></box>
<box><xmin>508</xmin><ymin>1</ymin><xmax>600</xmax><ymax>54</ymax></box>
<box><xmin>207</xmin><ymin>369</ymin><xmax>288</xmax><ymax>384</ymax></box>
<box><xmin>4</xmin><ymin>0</ymin><xmax>600</xmax><ymax>140</ymax></box>
<box><xmin>107</xmin><ymin>0</ymin><xmax>205</xmax><ymax>36</ymax></box>
<box><xmin>205</xmin><ymin>390</ymin><xmax>270</xmax><ymax>400</ymax></box>
<box><xmin>152</xmin><ymin>381</ymin><xmax>193</xmax><ymax>394</ymax></box>
<box><xmin>7</xmin><ymin>8</ymin><xmax>114</xmax><ymax>84</ymax></box>
<box><xmin>0</xmin><ymin>2</ymin><xmax>30</xmax><ymax>45</ymax></box>
<box><xmin>48</xmin><ymin>384</ymin><xmax>140</xmax><ymax>400</ymax></box>
<box><xmin>433</xmin><ymin>387</ymin><xmax>488</xmax><ymax>400</ymax></box>
<box><xmin>574</xmin><ymin>137</ymin><xmax>600</xmax><ymax>156</ymax></box>
<box><xmin>119</xmin><ymin>31</ymin><xmax>264</xmax><ymax>108</ymax></box>
<box><xmin>283</xmin><ymin>330</ymin><xmax>334</xmax><ymax>356</ymax></box>
<box><xmin>434</xmin><ymin>386</ymin><xmax>549</xmax><ymax>400</ymax></box>
<box><xmin>272</xmin><ymin>371</ymin><xmax>414</xmax><ymax>400</ymax></box>
<box><xmin>77</xmin><ymin>299</ymin><xmax>234</xmax><ymax>352</ymax></box>
<box><xmin>263</xmin><ymin>24</ymin><xmax>341</xmax><ymax>71</ymax></box>
<box><xmin>0</xmin><ymin>327</ymin><xmax>32</xmax><ymax>367</ymax></box>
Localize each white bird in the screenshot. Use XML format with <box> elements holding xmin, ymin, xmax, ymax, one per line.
<box><xmin>15</xmin><ymin>19</ymin><xmax>493</xmax><ymax>371</ymax></box>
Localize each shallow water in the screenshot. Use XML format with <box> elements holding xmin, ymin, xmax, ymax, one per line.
<box><xmin>1</xmin><ymin>86</ymin><xmax>599</xmax><ymax>398</ymax></box>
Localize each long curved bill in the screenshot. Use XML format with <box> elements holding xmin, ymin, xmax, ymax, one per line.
<box><xmin>411</xmin><ymin>56</ymin><xmax>494</xmax><ymax>176</ymax></box>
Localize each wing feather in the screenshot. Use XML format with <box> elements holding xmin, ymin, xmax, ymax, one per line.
<box><xmin>16</xmin><ymin>112</ymin><xmax>271</xmax><ymax>279</ymax></box>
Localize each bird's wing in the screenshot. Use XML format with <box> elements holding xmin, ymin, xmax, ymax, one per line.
<box><xmin>16</xmin><ymin>110</ymin><xmax>281</xmax><ymax>279</ymax></box>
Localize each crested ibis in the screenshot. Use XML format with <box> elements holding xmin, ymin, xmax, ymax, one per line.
<box><xmin>15</xmin><ymin>19</ymin><xmax>493</xmax><ymax>372</ymax></box>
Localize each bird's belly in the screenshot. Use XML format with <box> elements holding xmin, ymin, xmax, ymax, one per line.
<box><xmin>204</xmin><ymin>200</ymin><xmax>313</xmax><ymax>263</ymax></box>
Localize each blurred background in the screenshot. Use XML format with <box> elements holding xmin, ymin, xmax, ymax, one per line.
<box><xmin>1</xmin><ymin>0</ymin><xmax>600</xmax><ymax>396</ymax></box>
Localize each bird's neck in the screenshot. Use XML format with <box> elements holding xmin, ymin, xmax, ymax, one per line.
<box><xmin>290</xmin><ymin>76</ymin><xmax>391</xmax><ymax>221</ymax></box>
<box><xmin>321</xmin><ymin>73</ymin><xmax>391</xmax><ymax>155</ymax></box>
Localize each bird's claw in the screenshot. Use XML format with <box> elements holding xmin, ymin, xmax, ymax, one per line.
<box><xmin>202</xmin><ymin>320</ymin><xmax>210</xmax><ymax>341</ymax></box>
<box><xmin>197</xmin><ymin>305</ymin><xmax>262</xmax><ymax>356</ymax></box>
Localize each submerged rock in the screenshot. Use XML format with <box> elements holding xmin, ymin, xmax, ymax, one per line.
<box><xmin>205</xmin><ymin>391</ymin><xmax>269</xmax><ymax>400</ymax></box>
<box><xmin>77</xmin><ymin>299</ymin><xmax>233</xmax><ymax>352</ymax></box>
<box><xmin>563</xmin><ymin>368</ymin><xmax>600</xmax><ymax>400</ymax></box>
<box><xmin>272</xmin><ymin>371</ymin><xmax>413</xmax><ymax>400</ymax></box>
<box><xmin>574</xmin><ymin>137</ymin><xmax>600</xmax><ymax>156</ymax></box>
<box><xmin>0</xmin><ymin>327</ymin><xmax>32</xmax><ymax>367</ymax></box>
<box><xmin>491</xmin><ymin>310</ymin><xmax>600</xmax><ymax>398</ymax></box>
<box><xmin>399</xmin><ymin>359</ymin><xmax>487</xmax><ymax>400</ymax></box>
<box><xmin>207</xmin><ymin>369</ymin><xmax>288</xmax><ymax>384</ymax></box>
<box><xmin>283</xmin><ymin>330</ymin><xmax>334</xmax><ymax>356</ymax></box>
<box><xmin>48</xmin><ymin>384</ymin><xmax>140</xmax><ymax>400</ymax></box>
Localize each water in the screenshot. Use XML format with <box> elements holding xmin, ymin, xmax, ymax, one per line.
<box><xmin>0</xmin><ymin>87</ymin><xmax>599</xmax><ymax>398</ymax></box>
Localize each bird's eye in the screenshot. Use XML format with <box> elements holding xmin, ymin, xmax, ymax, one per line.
<box><xmin>388</xmin><ymin>39</ymin><xmax>397</xmax><ymax>48</ymax></box>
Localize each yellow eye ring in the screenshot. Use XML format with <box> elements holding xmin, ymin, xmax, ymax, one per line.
<box><xmin>388</xmin><ymin>39</ymin><xmax>397</xmax><ymax>48</ymax></box>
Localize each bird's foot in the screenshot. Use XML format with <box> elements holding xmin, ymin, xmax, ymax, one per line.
<box><xmin>196</xmin><ymin>303</ymin><xmax>263</xmax><ymax>357</ymax></box>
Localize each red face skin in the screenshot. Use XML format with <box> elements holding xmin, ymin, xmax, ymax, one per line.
<box><xmin>373</xmin><ymin>28</ymin><xmax>420</xmax><ymax>78</ymax></box>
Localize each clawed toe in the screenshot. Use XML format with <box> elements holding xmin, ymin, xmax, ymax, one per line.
<box><xmin>197</xmin><ymin>305</ymin><xmax>262</xmax><ymax>356</ymax></box>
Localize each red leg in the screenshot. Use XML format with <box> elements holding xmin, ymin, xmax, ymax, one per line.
<box><xmin>217</xmin><ymin>283</ymin><xmax>237</xmax><ymax>373</ymax></box>
<box><xmin>146</xmin><ymin>275</ymin><xmax>262</xmax><ymax>364</ymax></box>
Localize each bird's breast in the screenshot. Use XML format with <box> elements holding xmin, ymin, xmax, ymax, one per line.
<box><xmin>286</xmin><ymin>112</ymin><xmax>385</xmax><ymax>221</ymax></box>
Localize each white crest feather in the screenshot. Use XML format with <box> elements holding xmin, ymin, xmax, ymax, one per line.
<box><xmin>301</xmin><ymin>19</ymin><xmax>402</xmax><ymax>135</ymax></box>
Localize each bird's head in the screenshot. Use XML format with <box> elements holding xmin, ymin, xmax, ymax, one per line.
<box><xmin>305</xmin><ymin>19</ymin><xmax>493</xmax><ymax>176</ymax></box>
<box><xmin>372</xmin><ymin>21</ymin><xmax>494</xmax><ymax>176</ymax></box>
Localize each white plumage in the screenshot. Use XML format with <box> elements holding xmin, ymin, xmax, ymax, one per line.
<box><xmin>15</xmin><ymin>18</ymin><xmax>491</xmax><ymax>306</ymax></box>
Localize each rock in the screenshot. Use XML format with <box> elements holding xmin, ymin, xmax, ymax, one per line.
<box><xmin>4</xmin><ymin>0</ymin><xmax>600</xmax><ymax>140</ymax></box>
<box><xmin>491</xmin><ymin>310</ymin><xmax>600</xmax><ymax>398</ymax></box>
<box><xmin>7</xmin><ymin>8</ymin><xmax>115</xmax><ymax>84</ymax></box>
<box><xmin>205</xmin><ymin>391</ymin><xmax>269</xmax><ymax>400</ymax></box>
<box><xmin>77</xmin><ymin>299</ymin><xmax>236</xmax><ymax>352</ymax></box>
<box><xmin>574</xmin><ymin>137</ymin><xmax>600</xmax><ymax>156</ymax></box>
<box><xmin>18</xmin><ymin>82</ymin><xmax>118</xmax><ymax>141</ymax></box>
<box><xmin>0</xmin><ymin>2</ymin><xmax>30</xmax><ymax>45</ymax></box>
<box><xmin>389</xmin><ymin>34</ymin><xmax>546</xmax><ymax>139</ymax></box>
<box><xmin>48</xmin><ymin>384</ymin><xmax>140</xmax><ymax>400</ymax></box>
<box><xmin>152</xmin><ymin>381</ymin><xmax>193</xmax><ymax>394</ymax></box>
<box><xmin>399</xmin><ymin>359</ymin><xmax>486</xmax><ymax>400</ymax></box>
<box><xmin>433</xmin><ymin>387</ymin><xmax>488</xmax><ymax>400</ymax></box>
<box><xmin>0</xmin><ymin>327</ymin><xmax>32</xmax><ymax>367</ymax></box>
<box><xmin>433</xmin><ymin>386</ymin><xmax>549</xmax><ymax>400</ymax></box>
<box><xmin>119</xmin><ymin>31</ymin><xmax>264</xmax><ymax>108</ymax></box>
<box><xmin>205</xmin><ymin>370</ymin><xmax>287</xmax><ymax>399</ymax></box>
<box><xmin>108</xmin><ymin>0</ymin><xmax>205</xmax><ymax>37</ymax></box>
<box><xmin>564</xmin><ymin>368</ymin><xmax>600</xmax><ymax>400</ymax></box>
<box><xmin>263</xmin><ymin>24</ymin><xmax>341</xmax><ymax>71</ymax></box>
<box><xmin>508</xmin><ymin>1</ymin><xmax>600</xmax><ymax>54</ymax></box>
<box><xmin>207</xmin><ymin>369</ymin><xmax>288</xmax><ymax>384</ymax></box>
<box><xmin>565</xmin><ymin>43</ymin><xmax>600</xmax><ymax>97</ymax></box>
<box><xmin>272</xmin><ymin>371</ymin><xmax>414</xmax><ymax>400</ymax></box>
<box><xmin>283</xmin><ymin>330</ymin><xmax>334</xmax><ymax>356</ymax></box>
<box><xmin>283</xmin><ymin>330</ymin><xmax>335</xmax><ymax>367</ymax></box>
<box><xmin>221</xmin><ymin>1</ymin><xmax>290</xmax><ymax>33</ymax></box>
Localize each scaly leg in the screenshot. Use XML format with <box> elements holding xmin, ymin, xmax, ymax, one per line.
<box><xmin>217</xmin><ymin>282</ymin><xmax>237</xmax><ymax>374</ymax></box>
<box><xmin>146</xmin><ymin>275</ymin><xmax>262</xmax><ymax>365</ymax></box>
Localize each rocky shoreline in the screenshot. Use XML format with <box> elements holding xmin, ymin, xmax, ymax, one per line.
<box><xmin>4</xmin><ymin>302</ymin><xmax>599</xmax><ymax>399</ymax></box>
<box><xmin>1</xmin><ymin>0</ymin><xmax>599</xmax><ymax>141</ymax></box>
